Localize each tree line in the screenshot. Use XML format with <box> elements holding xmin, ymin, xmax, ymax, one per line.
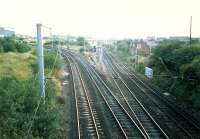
<box><xmin>148</xmin><ymin>40</ymin><xmax>200</xmax><ymax>108</ymax></box>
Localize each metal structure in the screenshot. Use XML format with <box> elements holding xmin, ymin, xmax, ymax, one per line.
<box><xmin>190</xmin><ymin>16</ymin><xmax>192</xmax><ymax>46</ymax></box>
<box><xmin>36</xmin><ymin>24</ymin><xmax>45</xmax><ymax>99</ymax></box>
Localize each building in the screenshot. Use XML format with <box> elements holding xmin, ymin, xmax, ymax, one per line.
<box><xmin>0</xmin><ymin>27</ymin><xmax>15</xmax><ymax>37</ymax></box>
<box><xmin>87</xmin><ymin>39</ymin><xmax>115</xmax><ymax>47</ymax></box>
<box><xmin>130</xmin><ymin>39</ymin><xmax>150</xmax><ymax>56</ymax></box>
<box><xmin>16</xmin><ymin>34</ymin><xmax>35</xmax><ymax>46</ymax></box>
<box><xmin>169</xmin><ymin>36</ymin><xmax>190</xmax><ymax>42</ymax></box>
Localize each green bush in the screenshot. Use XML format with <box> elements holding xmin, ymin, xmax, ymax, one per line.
<box><xmin>44</xmin><ymin>51</ymin><xmax>62</xmax><ymax>70</ymax></box>
<box><xmin>1</xmin><ymin>37</ymin><xmax>17</xmax><ymax>52</ymax></box>
<box><xmin>31</xmin><ymin>48</ymin><xmax>38</xmax><ymax>56</ymax></box>
<box><xmin>149</xmin><ymin>40</ymin><xmax>200</xmax><ymax>108</ymax></box>
<box><xmin>16</xmin><ymin>42</ymin><xmax>31</xmax><ymax>52</ymax></box>
<box><xmin>0</xmin><ymin>36</ymin><xmax>31</xmax><ymax>53</ymax></box>
<box><xmin>30</xmin><ymin>50</ymin><xmax>62</xmax><ymax>74</ymax></box>
<box><xmin>0</xmin><ymin>45</ymin><xmax>3</xmax><ymax>52</ymax></box>
<box><xmin>136</xmin><ymin>62</ymin><xmax>146</xmax><ymax>74</ymax></box>
<box><xmin>79</xmin><ymin>48</ymin><xmax>84</xmax><ymax>53</ymax></box>
<box><xmin>116</xmin><ymin>40</ymin><xmax>130</xmax><ymax>53</ymax></box>
<box><xmin>0</xmin><ymin>76</ymin><xmax>64</xmax><ymax>139</ymax></box>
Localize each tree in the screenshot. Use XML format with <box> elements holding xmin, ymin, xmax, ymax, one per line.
<box><xmin>148</xmin><ymin>40</ymin><xmax>200</xmax><ymax>108</ymax></box>
<box><xmin>0</xmin><ymin>45</ymin><xmax>3</xmax><ymax>52</ymax></box>
<box><xmin>0</xmin><ymin>77</ymin><xmax>63</xmax><ymax>138</ymax></box>
<box><xmin>116</xmin><ymin>40</ymin><xmax>130</xmax><ymax>53</ymax></box>
<box><xmin>1</xmin><ymin>37</ymin><xmax>17</xmax><ymax>52</ymax></box>
<box><xmin>77</xmin><ymin>37</ymin><xmax>85</xmax><ymax>46</ymax></box>
<box><xmin>0</xmin><ymin>36</ymin><xmax>31</xmax><ymax>53</ymax></box>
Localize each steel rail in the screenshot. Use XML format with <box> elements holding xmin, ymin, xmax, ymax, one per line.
<box><xmin>105</xmin><ymin>51</ymin><xmax>198</xmax><ymax>138</ymax></box>
<box><xmin>65</xmin><ymin>55</ymin><xmax>81</xmax><ymax>139</ymax></box>
<box><xmin>121</xmin><ymin>60</ymin><xmax>200</xmax><ymax>131</ymax></box>
<box><xmin>103</xmin><ymin>52</ymin><xmax>169</xmax><ymax>139</ymax></box>
<box><xmin>109</xmin><ymin>51</ymin><xmax>200</xmax><ymax>130</ymax></box>
<box><xmin>64</xmin><ymin>54</ymin><xmax>101</xmax><ymax>139</ymax></box>
<box><xmin>109</xmin><ymin>51</ymin><xmax>200</xmax><ymax>131</ymax></box>
<box><xmin>65</xmin><ymin>51</ymin><xmax>147</xmax><ymax>139</ymax></box>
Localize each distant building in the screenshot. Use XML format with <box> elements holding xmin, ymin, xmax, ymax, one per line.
<box><xmin>156</xmin><ymin>37</ymin><xmax>166</xmax><ymax>42</ymax></box>
<box><xmin>16</xmin><ymin>34</ymin><xmax>35</xmax><ymax>46</ymax></box>
<box><xmin>0</xmin><ymin>27</ymin><xmax>15</xmax><ymax>37</ymax></box>
<box><xmin>87</xmin><ymin>39</ymin><xmax>115</xmax><ymax>47</ymax></box>
<box><xmin>169</xmin><ymin>36</ymin><xmax>190</xmax><ymax>42</ymax></box>
<box><xmin>130</xmin><ymin>39</ymin><xmax>150</xmax><ymax>56</ymax></box>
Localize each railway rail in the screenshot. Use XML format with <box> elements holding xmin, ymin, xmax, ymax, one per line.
<box><xmin>103</xmin><ymin>53</ymin><xmax>169</xmax><ymax>139</ymax></box>
<box><xmin>64</xmin><ymin>50</ymin><xmax>148</xmax><ymax>139</ymax></box>
<box><xmin>112</xmin><ymin>53</ymin><xmax>200</xmax><ymax>129</ymax></box>
<box><xmin>61</xmin><ymin>49</ymin><xmax>200</xmax><ymax>138</ymax></box>
<box><xmin>63</xmin><ymin>54</ymin><xmax>103</xmax><ymax>139</ymax></box>
<box><xmin>104</xmin><ymin>51</ymin><xmax>200</xmax><ymax>138</ymax></box>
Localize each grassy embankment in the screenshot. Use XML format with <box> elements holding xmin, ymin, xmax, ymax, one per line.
<box><xmin>0</xmin><ymin>36</ymin><xmax>65</xmax><ymax>139</ymax></box>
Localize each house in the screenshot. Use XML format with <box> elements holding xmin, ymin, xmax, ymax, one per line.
<box><xmin>130</xmin><ymin>39</ymin><xmax>150</xmax><ymax>56</ymax></box>
<box><xmin>169</xmin><ymin>36</ymin><xmax>190</xmax><ymax>42</ymax></box>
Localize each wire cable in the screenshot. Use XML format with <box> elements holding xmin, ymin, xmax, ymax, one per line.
<box><xmin>27</xmin><ymin>96</ymin><xmax>42</xmax><ymax>136</ymax></box>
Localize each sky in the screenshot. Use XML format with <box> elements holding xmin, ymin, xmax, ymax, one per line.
<box><xmin>0</xmin><ymin>0</ymin><xmax>200</xmax><ymax>39</ymax></box>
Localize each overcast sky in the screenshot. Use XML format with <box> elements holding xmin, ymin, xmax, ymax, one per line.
<box><xmin>0</xmin><ymin>0</ymin><xmax>200</xmax><ymax>39</ymax></box>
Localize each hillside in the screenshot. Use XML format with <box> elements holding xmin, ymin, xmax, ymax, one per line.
<box><xmin>0</xmin><ymin>37</ymin><xmax>65</xmax><ymax>138</ymax></box>
<box><xmin>0</xmin><ymin>52</ymin><xmax>35</xmax><ymax>79</ymax></box>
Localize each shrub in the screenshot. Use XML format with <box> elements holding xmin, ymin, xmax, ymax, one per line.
<box><xmin>30</xmin><ymin>50</ymin><xmax>62</xmax><ymax>74</ymax></box>
<box><xmin>0</xmin><ymin>45</ymin><xmax>3</xmax><ymax>52</ymax></box>
<box><xmin>31</xmin><ymin>48</ymin><xmax>38</xmax><ymax>56</ymax></box>
<box><xmin>79</xmin><ymin>48</ymin><xmax>84</xmax><ymax>53</ymax></box>
<box><xmin>16</xmin><ymin>42</ymin><xmax>31</xmax><ymax>52</ymax></box>
<box><xmin>0</xmin><ymin>76</ymin><xmax>64</xmax><ymax>139</ymax></box>
<box><xmin>0</xmin><ymin>36</ymin><xmax>31</xmax><ymax>53</ymax></box>
<box><xmin>44</xmin><ymin>50</ymin><xmax>62</xmax><ymax>70</ymax></box>
<box><xmin>149</xmin><ymin>41</ymin><xmax>200</xmax><ymax>108</ymax></box>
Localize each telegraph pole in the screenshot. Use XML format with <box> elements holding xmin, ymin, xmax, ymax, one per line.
<box><xmin>135</xmin><ymin>46</ymin><xmax>138</xmax><ymax>70</ymax></box>
<box><xmin>36</xmin><ymin>24</ymin><xmax>45</xmax><ymax>100</ymax></box>
<box><xmin>58</xmin><ymin>37</ymin><xmax>62</xmax><ymax>56</ymax></box>
<box><xmin>190</xmin><ymin>16</ymin><xmax>192</xmax><ymax>46</ymax></box>
<box><xmin>84</xmin><ymin>39</ymin><xmax>86</xmax><ymax>50</ymax></box>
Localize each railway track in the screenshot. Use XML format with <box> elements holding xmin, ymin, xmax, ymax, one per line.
<box><xmin>102</xmin><ymin>53</ymin><xmax>169</xmax><ymax>139</ymax></box>
<box><xmin>104</xmin><ymin>51</ymin><xmax>200</xmax><ymax>138</ymax></box>
<box><xmin>64</xmin><ymin>50</ymin><xmax>148</xmax><ymax>139</ymax></box>
<box><xmin>63</xmin><ymin>54</ymin><xmax>104</xmax><ymax>139</ymax></box>
<box><xmin>114</xmin><ymin>56</ymin><xmax>200</xmax><ymax>130</ymax></box>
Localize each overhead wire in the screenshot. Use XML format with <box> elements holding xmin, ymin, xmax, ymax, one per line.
<box><xmin>27</xmin><ymin>97</ymin><xmax>42</xmax><ymax>136</ymax></box>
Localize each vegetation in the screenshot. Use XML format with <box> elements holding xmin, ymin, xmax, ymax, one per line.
<box><xmin>110</xmin><ymin>39</ymin><xmax>200</xmax><ymax>108</ymax></box>
<box><xmin>0</xmin><ymin>77</ymin><xmax>64</xmax><ymax>139</ymax></box>
<box><xmin>0</xmin><ymin>36</ymin><xmax>31</xmax><ymax>53</ymax></box>
<box><xmin>116</xmin><ymin>39</ymin><xmax>131</xmax><ymax>53</ymax></box>
<box><xmin>31</xmin><ymin>49</ymin><xmax>63</xmax><ymax>75</ymax></box>
<box><xmin>79</xmin><ymin>47</ymin><xmax>84</xmax><ymax>53</ymax></box>
<box><xmin>0</xmin><ymin>39</ymin><xmax>64</xmax><ymax>138</ymax></box>
<box><xmin>148</xmin><ymin>40</ymin><xmax>200</xmax><ymax>108</ymax></box>
<box><xmin>0</xmin><ymin>52</ymin><xmax>34</xmax><ymax>79</ymax></box>
<box><xmin>44</xmin><ymin>51</ymin><xmax>62</xmax><ymax>70</ymax></box>
<box><xmin>76</xmin><ymin>37</ymin><xmax>85</xmax><ymax>46</ymax></box>
<box><xmin>110</xmin><ymin>39</ymin><xmax>139</xmax><ymax>71</ymax></box>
